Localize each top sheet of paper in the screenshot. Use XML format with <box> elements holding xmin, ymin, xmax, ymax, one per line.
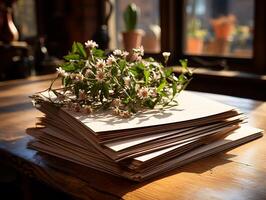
<box><xmin>57</xmin><ymin>91</ymin><xmax>235</xmax><ymax>133</ymax></box>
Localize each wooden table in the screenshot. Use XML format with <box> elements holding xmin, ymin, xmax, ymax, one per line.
<box><xmin>0</xmin><ymin>74</ymin><xmax>265</xmax><ymax>200</ymax></box>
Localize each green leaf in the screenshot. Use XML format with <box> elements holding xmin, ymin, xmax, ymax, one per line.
<box><xmin>64</xmin><ymin>54</ymin><xmax>80</xmax><ymax>61</ymax></box>
<box><xmin>129</xmin><ymin>63</ymin><xmax>144</xmax><ymax>79</ymax></box>
<box><xmin>178</xmin><ymin>74</ymin><xmax>188</xmax><ymax>84</ymax></box>
<box><xmin>61</xmin><ymin>63</ymin><xmax>75</xmax><ymax>72</ymax></box>
<box><xmin>144</xmin><ymin>99</ymin><xmax>156</xmax><ymax>109</ymax></box>
<box><xmin>123</xmin><ymin>96</ymin><xmax>131</xmax><ymax>104</ymax></box>
<box><xmin>161</xmin><ymin>91</ymin><xmax>168</xmax><ymax>97</ymax></box>
<box><xmin>179</xmin><ymin>59</ymin><xmax>188</xmax><ymax>70</ymax></box>
<box><xmin>118</xmin><ymin>60</ymin><xmax>126</xmax><ymax>71</ymax></box>
<box><xmin>144</xmin><ymin>69</ymin><xmax>150</xmax><ymax>85</ymax></box>
<box><xmin>157</xmin><ymin>79</ymin><xmax>166</xmax><ymax>93</ymax></box>
<box><xmin>76</xmin><ymin>42</ymin><xmax>87</xmax><ymax>58</ymax></box>
<box><xmin>63</xmin><ymin>76</ymin><xmax>71</xmax><ymax>86</ymax></box>
<box><xmin>178</xmin><ymin>78</ymin><xmax>192</xmax><ymax>93</ymax></box>
<box><xmin>123</xmin><ymin>3</ymin><xmax>139</xmax><ymax>31</ymax></box>
<box><xmin>129</xmin><ymin>67</ymin><xmax>139</xmax><ymax>76</ymax></box>
<box><xmin>136</xmin><ymin>62</ymin><xmax>145</xmax><ymax>70</ymax></box>
<box><xmin>92</xmin><ymin>48</ymin><xmax>105</xmax><ymax>58</ymax></box>
<box><xmin>164</xmin><ymin>67</ymin><xmax>173</xmax><ymax>78</ymax></box>
<box><xmin>179</xmin><ymin>59</ymin><xmax>192</xmax><ymax>75</ymax></box>
<box><xmin>71</xmin><ymin>42</ymin><xmax>78</xmax><ymax>54</ymax></box>
<box><xmin>102</xmin><ymin>83</ymin><xmax>109</xmax><ymax>99</ymax></box>
<box><xmin>90</xmin><ymin>83</ymin><xmax>99</xmax><ymax>98</ymax></box>
<box><xmin>111</xmin><ymin>66</ymin><xmax>118</xmax><ymax>76</ymax></box>
<box><xmin>172</xmin><ymin>81</ymin><xmax>177</xmax><ymax>97</ymax></box>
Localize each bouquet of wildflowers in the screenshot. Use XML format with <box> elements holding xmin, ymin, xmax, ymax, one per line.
<box><xmin>42</xmin><ymin>40</ymin><xmax>192</xmax><ymax>118</ymax></box>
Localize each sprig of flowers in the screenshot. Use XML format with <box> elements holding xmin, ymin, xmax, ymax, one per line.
<box><xmin>42</xmin><ymin>40</ymin><xmax>192</xmax><ymax>118</ymax></box>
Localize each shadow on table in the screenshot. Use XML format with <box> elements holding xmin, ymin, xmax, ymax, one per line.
<box><xmin>37</xmin><ymin>151</ymin><xmax>235</xmax><ymax>198</ymax></box>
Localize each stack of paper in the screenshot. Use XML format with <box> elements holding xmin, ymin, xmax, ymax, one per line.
<box><xmin>26</xmin><ymin>91</ymin><xmax>263</xmax><ymax>181</ymax></box>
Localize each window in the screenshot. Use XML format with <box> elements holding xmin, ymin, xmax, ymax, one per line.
<box><xmin>108</xmin><ymin>0</ymin><xmax>161</xmax><ymax>53</ymax></box>
<box><xmin>184</xmin><ymin>0</ymin><xmax>254</xmax><ymax>58</ymax></box>
<box><xmin>161</xmin><ymin>0</ymin><xmax>266</xmax><ymax>74</ymax></box>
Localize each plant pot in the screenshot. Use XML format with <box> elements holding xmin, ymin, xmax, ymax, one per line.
<box><xmin>213</xmin><ymin>23</ymin><xmax>235</xmax><ymax>40</ymax></box>
<box><xmin>211</xmin><ymin>15</ymin><xmax>236</xmax><ymax>40</ymax></box>
<box><xmin>186</xmin><ymin>37</ymin><xmax>204</xmax><ymax>54</ymax></box>
<box><xmin>122</xmin><ymin>30</ymin><xmax>143</xmax><ymax>53</ymax></box>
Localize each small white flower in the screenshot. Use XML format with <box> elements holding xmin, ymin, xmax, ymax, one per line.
<box><xmin>70</xmin><ymin>73</ymin><xmax>76</xmax><ymax>79</ymax></box>
<box><xmin>151</xmin><ymin>62</ymin><xmax>160</xmax><ymax>68</ymax></box>
<box><xmin>70</xmin><ymin>73</ymin><xmax>84</xmax><ymax>82</ymax></box>
<box><xmin>162</xmin><ymin>52</ymin><xmax>171</xmax><ymax>63</ymax></box>
<box><xmin>123</xmin><ymin>76</ymin><xmax>131</xmax><ymax>87</ymax></box>
<box><xmin>121</xmin><ymin>51</ymin><xmax>129</xmax><ymax>58</ymax></box>
<box><xmin>142</xmin><ymin>60</ymin><xmax>150</xmax><ymax>67</ymax></box>
<box><xmin>106</xmin><ymin>55</ymin><xmax>116</xmax><ymax>65</ymax></box>
<box><xmin>56</xmin><ymin>67</ymin><xmax>68</xmax><ymax>77</ymax></box>
<box><xmin>139</xmin><ymin>46</ymin><xmax>144</xmax><ymax>55</ymax></box>
<box><xmin>75</xmin><ymin>73</ymin><xmax>84</xmax><ymax>81</ymax></box>
<box><xmin>96</xmin><ymin>59</ymin><xmax>106</xmax><ymax>69</ymax></box>
<box><xmin>85</xmin><ymin>40</ymin><xmax>98</xmax><ymax>49</ymax></box>
<box><xmin>113</xmin><ymin>49</ymin><xmax>129</xmax><ymax>58</ymax></box>
<box><xmin>152</xmin><ymin>71</ymin><xmax>161</xmax><ymax>80</ymax></box>
<box><xmin>162</xmin><ymin>52</ymin><xmax>171</xmax><ymax>57</ymax></box>
<box><xmin>137</xmin><ymin>87</ymin><xmax>149</xmax><ymax>99</ymax></box>
<box><xmin>133</xmin><ymin>46</ymin><xmax>144</xmax><ymax>56</ymax></box>
<box><xmin>113</xmin><ymin>49</ymin><xmax>122</xmax><ymax>56</ymax></box>
<box><xmin>131</xmin><ymin>53</ymin><xmax>142</xmax><ymax>62</ymax></box>
<box><xmin>95</xmin><ymin>70</ymin><xmax>105</xmax><ymax>82</ymax></box>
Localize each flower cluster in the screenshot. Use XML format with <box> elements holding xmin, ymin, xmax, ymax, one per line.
<box><xmin>45</xmin><ymin>40</ymin><xmax>192</xmax><ymax>118</ymax></box>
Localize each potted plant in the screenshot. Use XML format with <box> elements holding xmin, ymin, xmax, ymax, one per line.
<box><xmin>211</xmin><ymin>15</ymin><xmax>236</xmax><ymax>40</ymax></box>
<box><xmin>186</xmin><ymin>18</ymin><xmax>207</xmax><ymax>55</ymax></box>
<box><xmin>210</xmin><ymin>15</ymin><xmax>236</xmax><ymax>55</ymax></box>
<box><xmin>122</xmin><ymin>3</ymin><xmax>143</xmax><ymax>53</ymax></box>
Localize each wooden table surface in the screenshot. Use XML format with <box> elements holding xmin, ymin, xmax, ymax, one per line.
<box><xmin>0</xmin><ymin>74</ymin><xmax>265</xmax><ymax>200</ymax></box>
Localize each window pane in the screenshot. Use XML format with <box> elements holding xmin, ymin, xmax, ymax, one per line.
<box><xmin>184</xmin><ymin>0</ymin><xmax>254</xmax><ymax>58</ymax></box>
<box><xmin>109</xmin><ymin>0</ymin><xmax>161</xmax><ymax>53</ymax></box>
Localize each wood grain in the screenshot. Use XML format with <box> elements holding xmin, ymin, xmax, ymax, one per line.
<box><xmin>0</xmin><ymin>74</ymin><xmax>265</xmax><ymax>200</ymax></box>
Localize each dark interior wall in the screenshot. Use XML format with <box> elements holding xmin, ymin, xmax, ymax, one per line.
<box><xmin>35</xmin><ymin>0</ymin><xmax>101</xmax><ymax>57</ymax></box>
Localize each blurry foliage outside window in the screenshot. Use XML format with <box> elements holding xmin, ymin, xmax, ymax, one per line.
<box><xmin>109</xmin><ymin>0</ymin><xmax>161</xmax><ymax>53</ymax></box>
<box><xmin>184</xmin><ymin>0</ymin><xmax>254</xmax><ymax>58</ymax></box>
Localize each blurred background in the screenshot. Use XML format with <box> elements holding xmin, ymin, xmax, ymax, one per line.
<box><xmin>0</xmin><ymin>0</ymin><xmax>265</xmax><ymax>97</ymax></box>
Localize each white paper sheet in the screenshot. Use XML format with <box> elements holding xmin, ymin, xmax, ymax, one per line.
<box><xmin>39</xmin><ymin>91</ymin><xmax>235</xmax><ymax>133</ymax></box>
<box><xmin>68</xmin><ymin>91</ymin><xmax>235</xmax><ymax>132</ymax></box>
